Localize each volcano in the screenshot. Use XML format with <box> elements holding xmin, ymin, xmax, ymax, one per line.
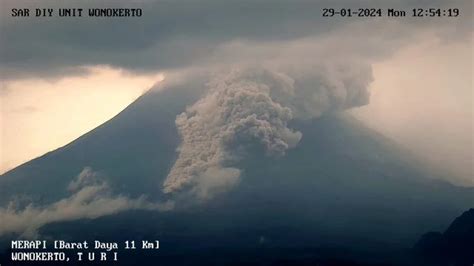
<box><xmin>1</xmin><ymin>81</ymin><xmax>473</xmax><ymax>265</ymax></box>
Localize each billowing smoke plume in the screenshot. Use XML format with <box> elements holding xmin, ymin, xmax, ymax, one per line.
<box><xmin>0</xmin><ymin>167</ymin><xmax>174</xmax><ymax>237</ymax></box>
<box><xmin>163</xmin><ymin>63</ymin><xmax>373</xmax><ymax>199</ymax></box>
<box><xmin>163</xmin><ymin>68</ymin><xmax>302</xmax><ymax>198</ymax></box>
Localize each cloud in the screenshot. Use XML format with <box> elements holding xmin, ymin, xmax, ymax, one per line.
<box><xmin>191</xmin><ymin>167</ymin><xmax>241</xmax><ymax>201</ymax></box>
<box><xmin>0</xmin><ymin>167</ymin><xmax>174</xmax><ymax>238</ymax></box>
<box><xmin>352</xmin><ymin>34</ymin><xmax>474</xmax><ymax>187</ymax></box>
<box><xmin>163</xmin><ymin>62</ymin><xmax>373</xmax><ymax>199</ymax></box>
<box><xmin>0</xmin><ymin>0</ymin><xmax>471</xmax><ymax>79</ymax></box>
<box><xmin>67</xmin><ymin>167</ymin><xmax>102</xmax><ymax>192</ymax></box>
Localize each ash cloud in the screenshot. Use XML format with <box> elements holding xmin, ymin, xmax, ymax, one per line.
<box><xmin>163</xmin><ymin>68</ymin><xmax>302</xmax><ymax>198</ymax></box>
<box><xmin>0</xmin><ymin>167</ymin><xmax>174</xmax><ymax>238</ymax></box>
<box><xmin>163</xmin><ymin>63</ymin><xmax>373</xmax><ymax>199</ymax></box>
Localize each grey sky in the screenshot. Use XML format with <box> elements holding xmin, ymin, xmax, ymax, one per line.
<box><xmin>0</xmin><ymin>0</ymin><xmax>471</xmax><ymax>79</ymax></box>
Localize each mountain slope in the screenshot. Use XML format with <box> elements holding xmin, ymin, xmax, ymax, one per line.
<box><xmin>1</xmin><ymin>83</ymin><xmax>473</xmax><ymax>251</ymax></box>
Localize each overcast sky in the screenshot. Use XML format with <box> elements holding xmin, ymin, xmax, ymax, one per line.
<box><xmin>0</xmin><ymin>0</ymin><xmax>472</xmax><ymax>186</ymax></box>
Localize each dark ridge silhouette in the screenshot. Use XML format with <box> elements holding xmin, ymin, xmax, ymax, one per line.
<box><xmin>414</xmin><ymin>208</ymin><xmax>474</xmax><ymax>266</ymax></box>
